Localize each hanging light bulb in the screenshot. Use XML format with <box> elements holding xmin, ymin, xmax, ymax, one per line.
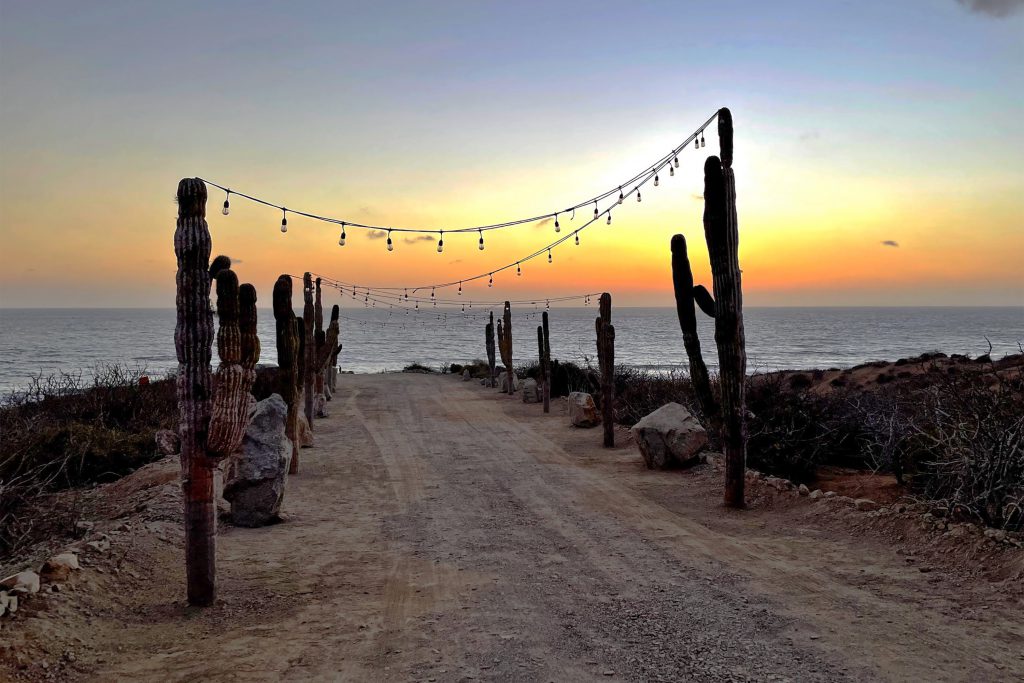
<box><xmin>700</xmin><ymin>131</ymin><xmax>706</xmax><ymax>148</ymax></box>
<box><xmin>386</xmin><ymin>229</ymin><xmax>393</xmax><ymax>251</ymax></box>
<box><xmin>654</xmin><ymin>174</ymin><xmax>659</xmax><ymax>187</ymax></box>
<box><xmin>431</xmin><ymin>287</ymin><xmax>435</xmax><ymax>299</ymax></box>
<box><xmin>458</xmin><ymin>281</ymin><xmax>462</xmax><ymax>295</ymax></box>
<box><xmin>222</xmin><ymin>191</ymin><xmax>230</xmax><ymax>215</ymax></box>
<box><xmin>607</xmin><ymin>211</ymin><xmax>612</xmax><ymax>225</ymax></box>
<box><xmin>669</xmin><ymin>165</ymin><xmax>675</xmax><ymax>177</ymax></box>
<box><xmin>415</xmin><ymin>301</ymin><xmax>419</xmax><ymax>310</ymax></box>
<box><xmin>547</xmin><ymin>249</ymin><xmax>553</xmax><ymax>264</ymax></box>
<box><xmin>280</xmin><ymin>209</ymin><xmax>288</xmax><ymax>233</ymax></box>
<box><xmin>575</xmin><ymin>232</ymin><xmax>580</xmax><ymax>246</ymax></box>
<box><xmin>674</xmin><ymin>155</ymin><xmax>680</xmax><ymax>168</ymax></box>
<box><xmin>593</xmin><ymin>201</ymin><xmax>599</xmax><ymax>218</ymax></box>
<box><xmin>404</xmin><ymin>289</ymin><xmax>409</xmax><ymax>300</ymax></box>
<box><xmin>636</xmin><ymin>189</ymin><xmax>642</xmax><ymax>203</ymax></box>
<box><xmin>338</xmin><ymin>222</ymin><xmax>347</xmax><ymax>246</ymax></box>
<box><xmin>437</xmin><ymin>230</ymin><xmax>444</xmax><ymax>253</ymax></box>
<box><xmin>462</xmin><ymin>304</ymin><xmax>465</xmax><ymax>312</ymax></box>
<box><xmin>618</xmin><ymin>187</ymin><xmax>624</xmax><ymax>205</ymax></box>
<box><xmin>478</xmin><ymin>229</ymin><xmax>484</xmax><ymax>251</ymax></box>
<box><xmin>554</xmin><ymin>213</ymin><xmax>560</xmax><ymax>233</ymax></box>
<box><xmin>488</xmin><ymin>273</ymin><xmax>493</xmax><ymax>287</ymax></box>
<box><xmin>516</xmin><ymin>262</ymin><xmax>521</xmax><ymax>276</ymax></box>
<box><xmin>546</xmin><ymin>300</ymin><xmax>550</xmax><ymax>310</ymax></box>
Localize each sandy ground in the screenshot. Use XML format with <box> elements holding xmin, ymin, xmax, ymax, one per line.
<box><xmin>3</xmin><ymin>373</ymin><xmax>1023</xmax><ymax>682</ymax></box>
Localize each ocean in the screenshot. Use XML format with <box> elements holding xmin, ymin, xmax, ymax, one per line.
<box><xmin>0</xmin><ymin>307</ymin><xmax>1021</xmax><ymax>394</ymax></box>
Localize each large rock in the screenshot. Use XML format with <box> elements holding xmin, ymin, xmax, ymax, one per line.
<box><xmin>224</xmin><ymin>394</ymin><xmax>292</xmax><ymax>527</ymax></box>
<box><xmin>498</xmin><ymin>371</ymin><xmax>519</xmax><ymax>393</ymax></box>
<box><xmin>522</xmin><ymin>378</ymin><xmax>541</xmax><ymax>403</ymax></box>
<box><xmin>568</xmin><ymin>392</ymin><xmax>600</xmax><ymax>428</ymax></box>
<box><xmin>630</xmin><ymin>403</ymin><xmax>708</xmax><ymax>469</ymax></box>
<box><xmin>462</xmin><ymin>369</ymin><xmax>472</xmax><ymax>381</ymax></box>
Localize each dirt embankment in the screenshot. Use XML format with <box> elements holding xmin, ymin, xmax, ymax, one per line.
<box><xmin>2</xmin><ymin>373</ymin><xmax>1022</xmax><ymax>682</ymax></box>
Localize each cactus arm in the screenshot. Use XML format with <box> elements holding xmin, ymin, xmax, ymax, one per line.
<box><xmin>671</xmin><ymin>234</ymin><xmax>720</xmax><ymax>430</ymax></box>
<box><xmin>693</xmin><ymin>285</ymin><xmax>716</xmax><ymax>318</ymax></box>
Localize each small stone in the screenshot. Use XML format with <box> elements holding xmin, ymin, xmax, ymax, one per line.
<box><xmin>154</xmin><ymin>429</ymin><xmax>181</xmax><ymax>455</ymax></box>
<box><xmin>823</xmin><ymin>491</ymin><xmax>837</xmax><ymax>498</ymax></box>
<box><xmin>1</xmin><ymin>570</ymin><xmax>40</xmax><ymax>595</ymax></box>
<box><xmin>40</xmin><ymin>552</ymin><xmax>80</xmax><ymax>582</ymax></box>
<box><xmin>809</xmin><ymin>489</ymin><xmax>823</xmax><ymax>500</ymax></box>
<box><xmin>521</xmin><ymin>378</ymin><xmax>541</xmax><ymax>404</ymax></box>
<box><xmin>85</xmin><ymin>539</ymin><xmax>110</xmax><ymax>553</ymax></box>
<box><xmin>854</xmin><ymin>498</ymin><xmax>879</xmax><ymax>511</ymax></box>
<box><xmin>798</xmin><ymin>484</ymin><xmax>810</xmax><ymax>496</ymax></box>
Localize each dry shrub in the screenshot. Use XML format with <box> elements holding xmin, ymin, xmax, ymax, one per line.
<box><xmin>0</xmin><ymin>365</ymin><xmax>177</xmax><ymax>556</ymax></box>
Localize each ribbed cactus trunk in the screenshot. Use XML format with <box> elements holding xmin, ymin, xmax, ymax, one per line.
<box><xmin>595</xmin><ymin>293</ymin><xmax>615</xmax><ymax>447</ymax></box>
<box><xmin>542</xmin><ymin>311</ymin><xmax>551</xmax><ymax>413</ymax></box>
<box><xmin>536</xmin><ymin>325</ymin><xmax>546</xmax><ymax>401</ymax></box>
<box><xmin>174</xmin><ymin>178</ymin><xmax>215</xmax><ymax>606</ymax></box>
<box><xmin>273</xmin><ymin>275</ymin><xmax>301</xmax><ymax>473</ymax></box>
<box><xmin>501</xmin><ymin>302</ymin><xmax>514</xmax><ymax>394</ymax></box>
<box><xmin>671</xmin><ymin>234</ymin><xmax>720</xmax><ymax>435</ymax></box>
<box><xmin>174</xmin><ymin>179</ymin><xmax>260</xmax><ymax>606</ymax></box>
<box><xmin>485</xmin><ymin>312</ymin><xmax>496</xmax><ymax>387</ymax></box>
<box><xmin>302</xmin><ymin>272</ymin><xmax>315</xmax><ymax>433</ymax></box>
<box><xmin>706</xmin><ymin>107</ymin><xmax>747</xmax><ymax>509</ymax></box>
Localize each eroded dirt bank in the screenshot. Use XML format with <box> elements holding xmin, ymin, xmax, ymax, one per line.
<box><xmin>2</xmin><ymin>373</ymin><xmax>1022</xmax><ymax>682</ymax></box>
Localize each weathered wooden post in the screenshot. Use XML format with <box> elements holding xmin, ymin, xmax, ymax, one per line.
<box><xmin>671</xmin><ymin>234</ymin><xmax>720</xmax><ymax>433</ymax></box>
<box><xmin>302</xmin><ymin>272</ymin><xmax>315</xmax><ymax>433</ymax></box>
<box><xmin>485</xmin><ymin>313</ymin><xmax>497</xmax><ymax>387</ymax></box>
<box><xmin>174</xmin><ymin>178</ymin><xmax>260</xmax><ymax>605</ymax></box>
<box><xmin>595</xmin><ymin>293</ymin><xmax>615</xmax><ymax>447</ymax></box>
<box><xmin>542</xmin><ymin>311</ymin><xmax>551</xmax><ymax>413</ymax></box>
<box><xmin>313</xmin><ymin>305</ymin><xmax>340</xmax><ymax>416</ymax></box>
<box><xmin>705</xmin><ymin>107</ymin><xmax>747</xmax><ymax>508</ymax></box>
<box><xmin>273</xmin><ymin>275</ymin><xmax>301</xmax><ymax>472</ymax></box>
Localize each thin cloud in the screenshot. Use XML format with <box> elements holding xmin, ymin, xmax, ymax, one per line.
<box><xmin>881</xmin><ymin>240</ymin><xmax>900</xmax><ymax>248</ymax></box>
<box><xmin>224</xmin><ymin>256</ymin><xmax>243</xmax><ymax>264</ymax></box>
<box><xmin>535</xmin><ymin>217</ymin><xmax>553</xmax><ymax>229</ymax></box>
<box><xmin>690</xmin><ymin>193</ymin><xmax>704</xmax><ymax>201</ymax></box>
<box><xmin>955</xmin><ymin>0</ymin><xmax>1023</xmax><ymax>17</ymax></box>
<box><xmin>366</xmin><ymin>230</ymin><xmax>387</xmax><ymax>240</ymax></box>
<box><xmin>799</xmin><ymin>130</ymin><xmax>821</xmax><ymax>142</ymax></box>
<box><xmin>403</xmin><ymin>235</ymin><xmax>435</xmax><ymax>244</ymax></box>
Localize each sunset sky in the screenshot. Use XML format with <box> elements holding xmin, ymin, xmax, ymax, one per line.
<box><xmin>1</xmin><ymin>1</ymin><xmax>1021</xmax><ymax>308</ymax></box>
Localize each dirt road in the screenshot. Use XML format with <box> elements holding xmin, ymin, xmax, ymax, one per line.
<box><xmin>42</xmin><ymin>374</ymin><xmax>1024</xmax><ymax>681</ymax></box>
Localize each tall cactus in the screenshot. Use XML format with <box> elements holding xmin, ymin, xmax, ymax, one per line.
<box><xmin>707</xmin><ymin>107</ymin><xmax>747</xmax><ymax>509</ymax></box>
<box><xmin>541</xmin><ymin>311</ymin><xmax>551</xmax><ymax>413</ymax></box>
<box><xmin>302</xmin><ymin>272</ymin><xmax>315</xmax><ymax>433</ymax></box>
<box><xmin>674</xmin><ymin>107</ymin><xmax>748</xmax><ymax>508</ymax></box>
<box><xmin>671</xmin><ymin>234</ymin><xmax>719</xmax><ymax>435</ymax></box>
<box><xmin>174</xmin><ymin>179</ymin><xmax>259</xmax><ymax>606</ymax></box>
<box><xmin>498</xmin><ymin>301</ymin><xmax>514</xmax><ymax>394</ymax></box>
<box><xmin>485</xmin><ymin>312</ymin><xmax>497</xmax><ymax>387</ymax></box>
<box><xmin>595</xmin><ymin>293</ymin><xmax>615</xmax><ymax>447</ymax></box>
<box><xmin>273</xmin><ymin>275</ymin><xmax>301</xmax><ymax>473</ymax></box>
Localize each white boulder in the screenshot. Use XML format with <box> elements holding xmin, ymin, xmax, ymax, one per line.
<box><xmin>568</xmin><ymin>392</ymin><xmax>600</xmax><ymax>428</ymax></box>
<box><xmin>1</xmin><ymin>570</ymin><xmax>40</xmax><ymax>595</ymax></box>
<box><xmin>522</xmin><ymin>378</ymin><xmax>541</xmax><ymax>403</ymax></box>
<box><xmin>40</xmin><ymin>552</ymin><xmax>80</xmax><ymax>582</ymax></box>
<box><xmin>630</xmin><ymin>403</ymin><xmax>708</xmax><ymax>469</ymax></box>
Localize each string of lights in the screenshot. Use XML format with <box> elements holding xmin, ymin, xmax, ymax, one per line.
<box><xmin>202</xmin><ymin>110</ymin><xmax>716</xmax><ymax>246</ymax></box>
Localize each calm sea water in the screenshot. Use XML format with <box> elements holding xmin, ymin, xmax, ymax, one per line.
<box><xmin>0</xmin><ymin>307</ymin><xmax>1021</xmax><ymax>393</ymax></box>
